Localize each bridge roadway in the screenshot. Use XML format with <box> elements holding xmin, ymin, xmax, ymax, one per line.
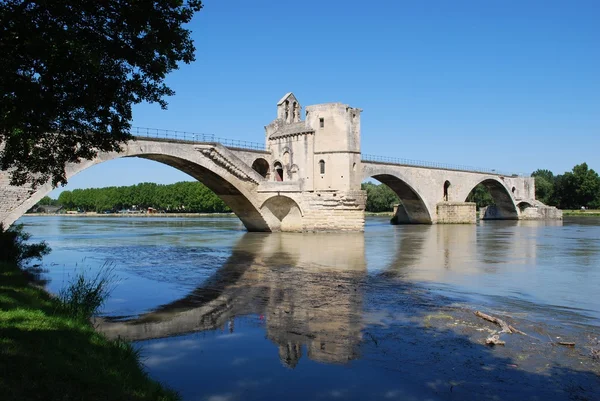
<box><xmin>0</xmin><ymin>134</ymin><xmax>561</xmax><ymax>231</ymax></box>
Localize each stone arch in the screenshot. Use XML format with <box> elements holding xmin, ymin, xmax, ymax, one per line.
<box><xmin>260</xmin><ymin>196</ymin><xmax>303</xmax><ymax>232</ymax></box>
<box><xmin>369</xmin><ymin>174</ymin><xmax>432</xmax><ymax>224</ymax></box>
<box><xmin>2</xmin><ymin>140</ymin><xmax>272</xmax><ymax>231</ymax></box>
<box><xmin>251</xmin><ymin>158</ymin><xmax>270</xmax><ymax>179</ymax></box>
<box><xmin>517</xmin><ymin>201</ymin><xmax>533</xmax><ymax>212</ymax></box>
<box><xmin>465</xmin><ymin>178</ymin><xmax>519</xmax><ymax>220</ymax></box>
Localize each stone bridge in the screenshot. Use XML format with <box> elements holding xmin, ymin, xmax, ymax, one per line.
<box><xmin>0</xmin><ymin>92</ymin><xmax>561</xmax><ymax>231</ymax></box>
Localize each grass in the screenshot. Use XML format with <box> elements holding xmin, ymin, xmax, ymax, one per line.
<box><xmin>563</xmin><ymin>209</ymin><xmax>600</xmax><ymax>217</ymax></box>
<box><xmin>0</xmin><ymin>261</ymin><xmax>180</xmax><ymax>401</ymax></box>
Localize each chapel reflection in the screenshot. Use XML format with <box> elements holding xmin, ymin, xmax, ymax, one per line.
<box><xmin>97</xmin><ymin>232</ymin><xmax>366</xmax><ymax>367</ymax></box>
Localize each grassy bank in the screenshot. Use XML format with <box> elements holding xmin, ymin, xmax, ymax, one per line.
<box><xmin>562</xmin><ymin>209</ymin><xmax>600</xmax><ymax>217</ymax></box>
<box><xmin>0</xmin><ymin>261</ymin><xmax>179</xmax><ymax>401</ymax></box>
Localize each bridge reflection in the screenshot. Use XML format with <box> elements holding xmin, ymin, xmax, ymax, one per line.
<box><xmin>97</xmin><ymin>232</ymin><xmax>367</xmax><ymax>366</ymax></box>
<box><xmin>96</xmin><ymin>219</ymin><xmax>562</xmax><ymax>367</ymax></box>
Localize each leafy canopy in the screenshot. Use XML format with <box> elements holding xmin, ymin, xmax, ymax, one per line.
<box><xmin>0</xmin><ymin>0</ymin><xmax>203</xmax><ymax>187</ymax></box>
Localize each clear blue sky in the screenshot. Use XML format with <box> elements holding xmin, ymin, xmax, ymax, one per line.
<box><xmin>51</xmin><ymin>0</ymin><xmax>600</xmax><ymax>196</ymax></box>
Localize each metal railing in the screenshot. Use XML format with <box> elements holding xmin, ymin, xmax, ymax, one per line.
<box><xmin>130</xmin><ymin>126</ymin><xmax>524</xmax><ymax>176</ymax></box>
<box><xmin>131</xmin><ymin>126</ymin><xmax>266</xmax><ymax>151</ymax></box>
<box><xmin>361</xmin><ymin>154</ymin><xmax>524</xmax><ymax>177</ymax></box>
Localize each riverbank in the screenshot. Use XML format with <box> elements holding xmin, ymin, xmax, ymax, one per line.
<box><xmin>25</xmin><ymin>212</ymin><xmax>235</xmax><ymax>218</ymax></box>
<box><xmin>0</xmin><ymin>262</ymin><xmax>179</xmax><ymax>401</ymax></box>
<box><xmin>563</xmin><ymin>209</ymin><xmax>600</xmax><ymax>216</ymax></box>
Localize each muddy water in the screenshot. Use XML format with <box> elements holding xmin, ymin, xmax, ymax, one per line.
<box><xmin>19</xmin><ymin>216</ymin><xmax>600</xmax><ymax>401</ymax></box>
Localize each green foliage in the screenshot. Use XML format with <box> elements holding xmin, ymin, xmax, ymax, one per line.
<box><xmin>466</xmin><ymin>184</ymin><xmax>495</xmax><ymax>210</ymax></box>
<box><xmin>533</xmin><ymin>176</ymin><xmax>554</xmax><ymax>205</ymax></box>
<box><xmin>532</xmin><ymin>169</ymin><xmax>554</xmax><ymax>182</ymax></box>
<box><xmin>58</xmin><ymin>264</ymin><xmax>116</xmax><ymax>320</ymax></box>
<box><xmin>362</xmin><ymin>182</ymin><xmax>400</xmax><ymax>212</ymax></box>
<box><xmin>532</xmin><ymin>163</ymin><xmax>600</xmax><ymax>209</ymax></box>
<box><xmin>37</xmin><ymin>196</ymin><xmax>59</xmax><ymax>206</ymax></box>
<box><xmin>56</xmin><ymin>181</ymin><xmax>231</xmax><ymax>213</ymax></box>
<box><xmin>0</xmin><ymin>261</ymin><xmax>179</xmax><ymax>400</ymax></box>
<box><xmin>0</xmin><ymin>224</ymin><xmax>50</xmax><ymax>266</ymax></box>
<box><xmin>0</xmin><ymin>0</ymin><xmax>203</xmax><ymax>188</ymax></box>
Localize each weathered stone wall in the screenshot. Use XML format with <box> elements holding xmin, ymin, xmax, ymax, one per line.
<box><xmin>299</xmin><ymin>190</ymin><xmax>366</xmax><ymax>231</ymax></box>
<box><xmin>0</xmin><ymin>172</ymin><xmax>35</xmax><ymax>228</ymax></box>
<box><xmin>519</xmin><ymin>205</ymin><xmax>563</xmax><ymax>220</ymax></box>
<box><xmin>436</xmin><ymin>202</ymin><xmax>476</xmax><ymax>224</ymax></box>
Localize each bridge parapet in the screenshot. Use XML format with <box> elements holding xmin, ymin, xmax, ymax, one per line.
<box><xmin>362</xmin><ymin>154</ymin><xmax>525</xmax><ymax>177</ymax></box>
<box><xmin>132</xmin><ymin>126</ymin><xmax>266</xmax><ymax>151</ymax></box>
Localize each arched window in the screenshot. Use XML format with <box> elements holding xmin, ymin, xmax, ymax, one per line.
<box><xmin>319</xmin><ymin>160</ymin><xmax>325</xmax><ymax>175</ymax></box>
<box><xmin>251</xmin><ymin>158</ymin><xmax>269</xmax><ymax>178</ymax></box>
<box><xmin>443</xmin><ymin>180</ymin><xmax>451</xmax><ymax>201</ymax></box>
<box><xmin>274</xmin><ymin>162</ymin><xmax>284</xmax><ymax>182</ymax></box>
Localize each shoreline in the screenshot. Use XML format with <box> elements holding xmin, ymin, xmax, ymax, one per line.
<box><xmin>23</xmin><ymin>210</ymin><xmax>600</xmax><ymax>219</ymax></box>
<box><xmin>25</xmin><ymin>212</ymin><xmax>236</xmax><ymax>218</ymax></box>
<box><xmin>0</xmin><ymin>261</ymin><xmax>179</xmax><ymax>400</ymax></box>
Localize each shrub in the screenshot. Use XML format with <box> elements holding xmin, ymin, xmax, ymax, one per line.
<box><xmin>0</xmin><ymin>223</ymin><xmax>50</xmax><ymax>265</ymax></box>
<box><xmin>58</xmin><ymin>263</ymin><xmax>117</xmax><ymax>320</ymax></box>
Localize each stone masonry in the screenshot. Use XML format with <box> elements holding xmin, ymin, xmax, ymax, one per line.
<box><xmin>0</xmin><ymin>93</ymin><xmax>561</xmax><ymax>231</ymax></box>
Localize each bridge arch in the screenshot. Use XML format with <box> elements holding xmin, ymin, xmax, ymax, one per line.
<box><xmin>464</xmin><ymin>177</ymin><xmax>519</xmax><ymax>220</ymax></box>
<box><xmin>4</xmin><ymin>140</ymin><xmax>273</xmax><ymax>231</ymax></box>
<box><xmin>364</xmin><ymin>170</ymin><xmax>433</xmax><ymax>224</ymax></box>
<box><xmin>517</xmin><ymin>201</ymin><xmax>533</xmax><ymax>212</ymax></box>
<box><xmin>260</xmin><ymin>195</ymin><xmax>303</xmax><ymax>232</ymax></box>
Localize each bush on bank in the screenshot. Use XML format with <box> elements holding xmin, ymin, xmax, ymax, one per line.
<box><xmin>0</xmin><ymin>225</ymin><xmax>179</xmax><ymax>401</ymax></box>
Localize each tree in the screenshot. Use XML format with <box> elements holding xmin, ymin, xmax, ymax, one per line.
<box><xmin>0</xmin><ymin>1</ymin><xmax>203</xmax><ymax>188</ymax></box>
<box><xmin>531</xmin><ymin>169</ymin><xmax>554</xmax><ymax>183</ymax></box>
<box><xmin>572</xmin><ymin>163</ymin><xmax>600</xmax><ymax>208</ymax></box>
<box><xmin>532</xmin><ymin>169</ymin><xmax>555</xmax><ymax>205</ymax></box>
<box><xmin>362</xmin><ymin>182</ymin><xmax>400</xmax><ymax>212</ymax></box>
<box><xmin>466</xmin><ymin>184</ymin><xmax>495</xmax><ymax>209</ymax></box>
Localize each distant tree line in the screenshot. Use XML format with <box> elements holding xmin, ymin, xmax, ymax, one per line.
<box><xmin>533</xmin><ymin>163</ymin><xmax>600</xmax><ymax>209</ymax></box>
<box><xmin>41</xmin><ymin>181</ymin><xmax>404</xmax><ymax>214</ymax></box>
<box><xmin>35</xmin><ymin>162</ymin><xmax>599</xmax><ymax>215</ymax></box>
<box><xmin>45</xmin><ymin>182</ymin><xmax>231</xmax><ymax>213</ymax></box>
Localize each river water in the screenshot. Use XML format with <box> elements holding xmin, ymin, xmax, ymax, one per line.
<box><xmin>18</xmin><ymin>216</ymin><xmax>600</xmax><ymax>401</ymax></box>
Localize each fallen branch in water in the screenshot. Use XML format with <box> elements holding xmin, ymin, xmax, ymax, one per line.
<box><xmin>509</xmin><ymin>325</ymin><xmax>527</xmax><ymax>336</ymax></box>
<box><xmin>557</xmin><ymin>341</ymin><xmax>575</xmax><ymax>347</ymax></box>
<box><xmin>475</xmin><ymin>311</ymin><xmax>526</xmax><ymax>335</ymax></box>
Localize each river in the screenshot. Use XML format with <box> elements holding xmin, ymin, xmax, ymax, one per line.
<box><xmin>18</xmin><ymin>215</ymin><xmax>600</xmax><ymax>401</ymax></box>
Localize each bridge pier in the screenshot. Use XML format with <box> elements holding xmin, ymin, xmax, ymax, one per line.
<box><xmin>436</xmin><ymin>202</ymin><xmax>477</xmax><ymax>224</ymax></box>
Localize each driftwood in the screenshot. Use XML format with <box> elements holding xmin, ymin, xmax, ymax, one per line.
<box><xmin>557</xmin><ymin>341</ymin><xmax>575</xmax><ymax>347</ymax></box>
<box><xmin>509</xmin><ymin>325</ymin><xmax>527</xmax><ymax>336</ymax></box>
<box><xmin>475</xmin><ymin>311</ymin><xmax>526</xmax><ymax>335</ymax></box>
<box><xmin>485</xmin><ymin>334</ymin><xmax>505</xmax><ymax>346</ymax></box>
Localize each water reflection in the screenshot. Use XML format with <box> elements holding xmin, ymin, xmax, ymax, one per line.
<box><xmin>18</xmin><ymin>216</ymin><xmax>600</xmax><ymax>401</ymax></box>
<box><xmin>98</xmin><ymin>233</ymin><xmax>367</xmax><ymax>366</ymax></box>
